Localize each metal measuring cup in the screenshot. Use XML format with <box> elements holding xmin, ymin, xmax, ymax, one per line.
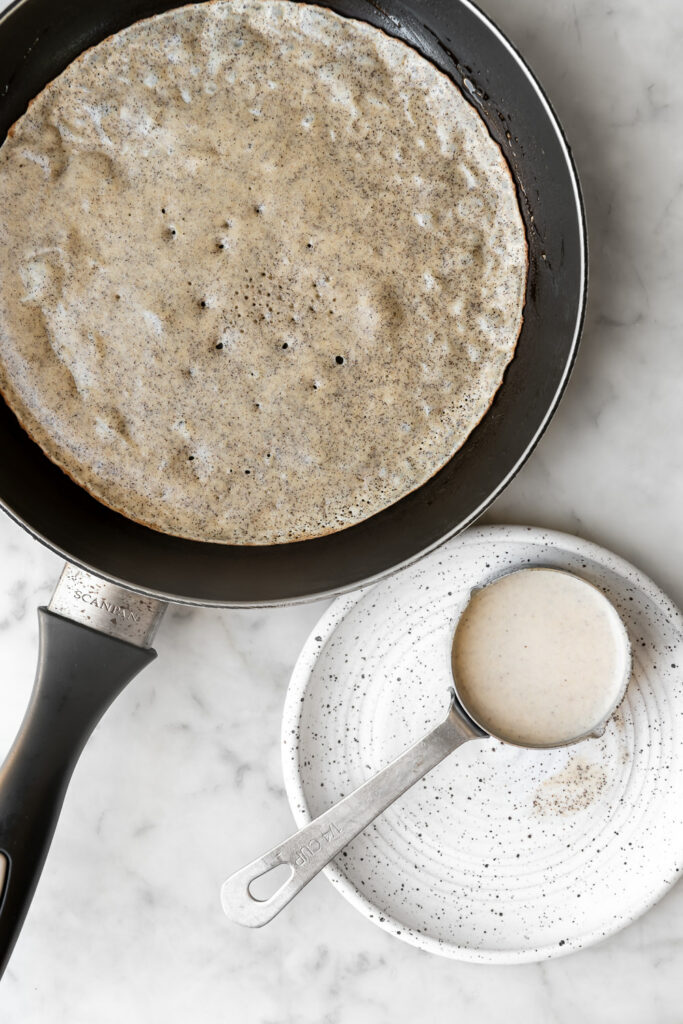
<box><xmin>221</xmin><ymin>568</ymin><xmax>632</xmax><ymax>927</ymax></box>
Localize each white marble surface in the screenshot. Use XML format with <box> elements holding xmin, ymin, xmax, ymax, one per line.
<box><xmin>1</xmin><ymin>0</ymin><xmax>683</xmax><ymax>1019</ymax></box>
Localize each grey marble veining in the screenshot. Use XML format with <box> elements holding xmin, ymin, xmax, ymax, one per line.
<box><xmin>479</xmin><ymin>0</ymin><xmax>683</xmax><ymax>617</ymax></box>
<box><xmin>1</xmin><ymin>0</ymin><xmax>683</xmax><ymax>1020</ymax></box>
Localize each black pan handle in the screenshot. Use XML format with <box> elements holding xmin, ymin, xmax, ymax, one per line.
<box><xmin>0</xmin><ymin>608</ymin><xmax>156</xmax><ymax>977</ymax></box>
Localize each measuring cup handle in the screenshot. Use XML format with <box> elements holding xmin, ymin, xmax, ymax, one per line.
<box><xmin>221</xmin><ymin>703</ymin><xmax>483</xmax><ymax>927</ymax></box>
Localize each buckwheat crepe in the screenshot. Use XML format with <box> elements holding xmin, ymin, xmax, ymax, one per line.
<box><xmin>0</xmin><ymin>0</ymin><xmax>527</xmax><ymax>544</ymax></box>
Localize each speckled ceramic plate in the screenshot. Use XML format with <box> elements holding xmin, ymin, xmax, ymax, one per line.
<box><xmin>282</xmin><ymin>525</ymin><xmax>683</xmax><ymax>963</ymax></box>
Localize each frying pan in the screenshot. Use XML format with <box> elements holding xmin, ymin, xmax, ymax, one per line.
<box><xmin>0</xmin><ymin>0</ymin><xmax>586</xmax><ymax>977</ymax></box>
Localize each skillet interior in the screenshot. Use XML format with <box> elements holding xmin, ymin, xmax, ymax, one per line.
<box><xmin>0</xmin><ymin>0</ymin><xmax>586</xmax><ymax>605</ymax></box>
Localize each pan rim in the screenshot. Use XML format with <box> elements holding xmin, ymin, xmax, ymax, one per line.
<box><xmin>0</xmin><ymin>0</ymin><xmax>587</xmax><ymax>607</ymax></box>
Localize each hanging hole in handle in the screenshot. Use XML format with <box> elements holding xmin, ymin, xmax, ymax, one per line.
<box><xmin>248</xmin><ymin>863</ymin><xmax>293</xmax><ymax>902</ymax></box>
<box><xmin>0</xmin><ymin>854</ymin><xmax>7</xmax><ymax>902</ymax></box>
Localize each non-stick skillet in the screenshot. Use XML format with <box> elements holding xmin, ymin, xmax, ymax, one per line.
<box><xmin>0</xmin><ymin>0</ymin><xmax>586</xmax><ymax>977</ymax></box>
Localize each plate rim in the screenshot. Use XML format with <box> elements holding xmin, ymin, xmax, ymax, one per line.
<box><xmin>281</xmin><ymin>523</ymin><xmax>683</xmax><ymax>963</ymax></box>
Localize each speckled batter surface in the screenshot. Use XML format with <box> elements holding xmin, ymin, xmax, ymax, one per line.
<box><xmin>0</xmin><ymin>0</ymin><xmax>527</xmax><ymax>544</ymax></box>
<box><xmin>283</xmin><ymin>526</ymin><xmax>683</xmax><ymax>962</ymax></box>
